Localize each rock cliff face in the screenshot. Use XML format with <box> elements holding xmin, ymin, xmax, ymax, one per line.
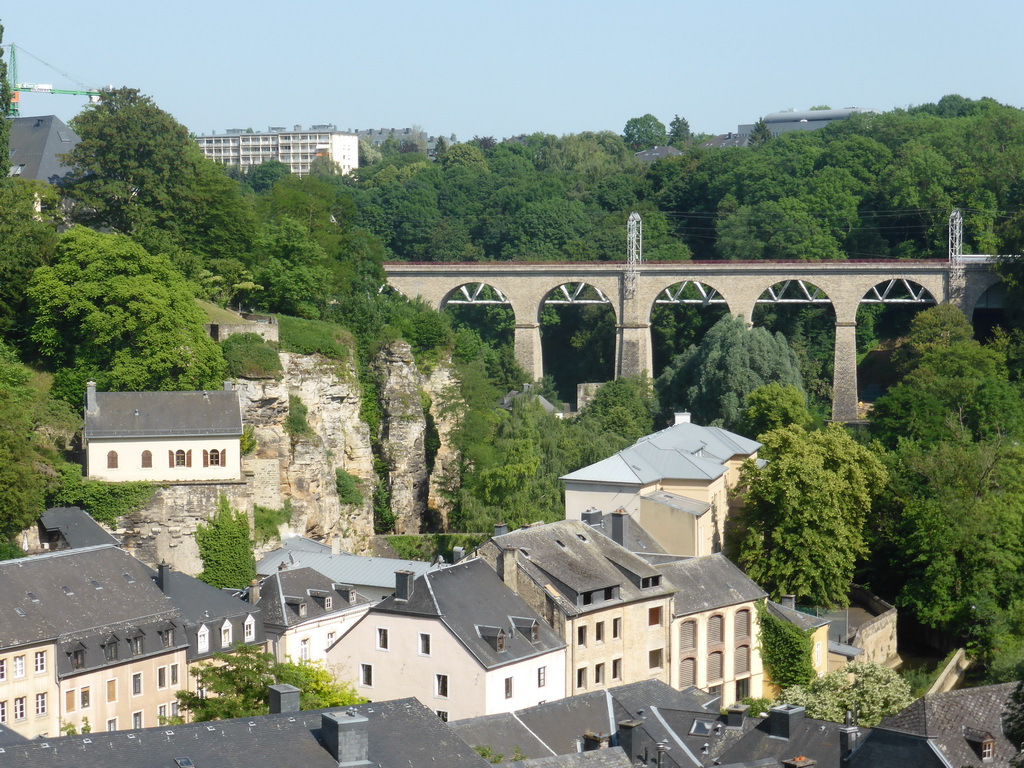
<box><xmin>118</xmin><ymin>346</ymin><xmax>458</xmax><ymax>575</ymax></box>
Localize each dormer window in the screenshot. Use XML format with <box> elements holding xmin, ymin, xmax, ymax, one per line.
<box><xmin>325</xmin><ymin>596</ymin><xmax>333</xmax><ymax>609</ymax></box>
<box><xmin>982</xmin><ymin>740</ymin><xmax>994</xmax><ymax>760</ymax></box>
<box><xmin>197</xmin><ymin>625</ymin><xmax>209</xmax><ymax>653</ymax></box>
<box><xmin>103</xmin><ymin>639</ymin><xmax>118</xmax><ymax>662</ymax></box>
<box><xmin>221</xmin><ymin>620</ymin><xmax>233</xmax><ymax>648</ymax></box>
<box><xmin>244</xmin><ymin>615</ymin><xmax>255</xmax><ymax>642</ymax></box>
<box><xmin>71</xmin><ymin>649</ymin><xmax>86</xmax><ymax>670</ymax></box>
<box><xmin>129</xmin><ymin>633</ymin><xmax>143</xmax><ymax>656</ymax></box>
<box><xmin>298</xmin><ymin>602</ymin><xmax>307</xmax><ymax>618</ymax></box>
<box><xmin>641</xmin><ymin>575</ymin><xmax>661</xmax><ymax>589</ymax></box>
<box><xmin>161</xmin><ymin>628</ymin><xmax>175</xmax><ymax>648</ymax></box>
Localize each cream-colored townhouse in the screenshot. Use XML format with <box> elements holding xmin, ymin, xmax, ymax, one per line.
<box><xmin>255</xmin><ymin>567</ymin><xmax>371</xmax><ymax>665</ymax></box>
<box><xmin>657</xmin><ymin>553</ymin><xmax>768</xmax><ymax>706</ymax></box>
<box><xmin>83</xmin><ymin>382</ymin><xmax>242</xmax><ymax>483</ymax></box>
<box><xmin>476</xmin><ymin>517</ymin><xmax>675</xmax><ymax>699</ymax></box>
<box><xmin>0</xmin><ymin>545</ymin><xmax>189</xmax><ymax>738</ymax></box>
<box><xmin>328</xmin><ymin>559</ymin><xmax>566</xmax><ymax>722</ymax></box>
<box><xmin>561</xmin><ymin>416</ymin><xmax>760</xmax><ymax>556</ymax></box>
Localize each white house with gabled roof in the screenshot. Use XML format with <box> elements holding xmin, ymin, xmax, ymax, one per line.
<box><xmin>83</xmin><ymin>382</ymin><xmax>243</xmax><ymax>483</ymax></box>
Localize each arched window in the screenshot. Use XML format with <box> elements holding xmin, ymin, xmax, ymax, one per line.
<box><xmin>707</xmin><ymin>651</ymin><xmax>723</xmax><ymax>682</ymax></box>
<box><xmin>735</xmin><ymin>609</ymin><xmax>751</xmax><ymax>642</ymax></box>
<box><xmin>141</xmin><ymin>450</ymin><xmax>152</xmax><ymax>469</ymax></box>
<box><xmin>680</xmin><ymin>620</ymin><xmax>697</xmax><ymax>651</ymax></box>
<box><xmin>107</xmin><ymin>451</ymin><xmax>118</xmax><ymax>470</ymax></box>
<box><xmin>679</xmin><ymin>657</ymin><xmax>696</xmax><ymax>687</ymax></box>
<box><xmin>735</xmin><ymin>645</ymin><xmax>750</xmax><ymax>675</ymax></box>
<box><xmin>175</xmin><ymin>450</ymin><xmax>187</xmax><ymax>467</ymax></box>
<box><xmin>210</xmin><ymin>449</ymin><xmax>221</xmax><ymax>467</ymax></box>
<box><xmin>708</xmin><ymin>614</ymin><xmax>723</xmax><ymax>646</ymax></box>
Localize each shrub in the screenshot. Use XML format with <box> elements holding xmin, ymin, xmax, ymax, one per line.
<box><xmin>253</xmin><ymin>500</ymin><xmax>294</xmax><ymax>543</ymax></box>
<box><xmin>49</xmin><ymin>463</ymin><xmax>154</xmax><ymax>526</ymax></box>
<box><xmin>285</xmin><ymin>395</ymin><xmax>314</xmax><ymax>438</ymax></box>
<box><xmin>278</xmin><ymin>315</ymin><xmax>352</xmax><ymax>359</ymax></box>
<box><xmin>220</xmin><ymin>333</ymin><xmax>281</xmax><ymax>379</ymax></box>
<box><xmin>335</xmin><ymin>469</ymin><xmax>363</xmax><ymax>506</ymax></box>
<box><xmin>196</xmin><ymin>495</ymin><xmax>255</xmax><ymax>589</ymax></box>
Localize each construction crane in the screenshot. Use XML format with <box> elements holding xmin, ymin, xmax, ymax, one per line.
<box><xmin>3</xmin><ymin>44</ymin><xmax>102</xmax><ymax>118</ymax></box>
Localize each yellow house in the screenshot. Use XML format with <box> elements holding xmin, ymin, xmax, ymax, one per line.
<box><xmin>561</xmin><ymin>417</ymin><xmax>760</xmax><ymax>556</ymax></box>
<box><xmin>476</xmin><ymin>518</ymin><xmax>674</xmax><ymax>699</ymax></box>
<box><xmin>761</xmin><ymin>598</ymin><xmax>831</xmax><ymax>699</ymax></box>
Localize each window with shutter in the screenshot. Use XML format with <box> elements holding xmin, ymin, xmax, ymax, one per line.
<box><xmin>679</xmin><ymin>657</ymin><xmax>696</xmax><ymax>687</ymax></box>
<box><xmin>107</xmin><ymin>451</ymin><xmax>118</xmax><ymax>469</ymax></box>
<box><xmin>221</xmin><ymin>448</ymin><xmax>227</xmax><ymax>466</ymax></box>
<box><xmin>708</xmin><ymin>615</ymin><xmax>723</xmax><ymax>645</ymax></box>
<box><xmin>708</xmin><ymin>651</ymin><xmax>723</xmax><ymax>681</ymax></box>
<box><xmin>680</xmin><ymin>620</ymin><xmax>696</xmax><ymax>651</ymax></box>
<box><xmin>735</xmin><ymin>645</ymin><xmax>750</xmax><ymax>675</ymax></box>
<box><xmin>735</xmin><ymin>609</ymin><xmax>750</xmax><ymax>641</ymax></box>
<box><xmin>169</xmin><ymin>450</ymin><xmax>174</xmax><ymax>468</ymax></box>
<box><xmin>186</xmin><ymin>449</ymin><xmax>192</xmax><ymax>467</ymax></box>
<box><xmin>141</xmin><ymin>450</ymin><xmax>152</xmax><ymax>468</ymax></box>
<box><xmin>203</xmin><ymin>450</ymin><xmax>209</xmax><ymax>467</ymax></box>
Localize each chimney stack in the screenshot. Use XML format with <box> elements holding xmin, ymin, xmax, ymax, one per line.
<box><xmin>674</xmin><ymin>411</ymin><xmax>691</xmax><ymax>425</ymax></box>
<box><xmin>394</xmin><ymin>570</ymin><xmax>415</xmax><ymax>602</ymax></box>
<box><xmin>839</xmin><ymin>711</ymin><xmax>861</xmax><ymax>760</ymax></box>
<box><xmin>768</xmin><ymin>704</ymin><xmax>805</xmax><ymax>740</ymax></box>
<box><xmin>616</xmin><ymin>720</ymin><xmax>644</xmax><ymax>763</ymax></box>
<box><xmin>501</xmin><ymin>548</ymin><xmax>518</xmax><ymax>591</ymax></box>
<box><xmin>157</xmin><ymin>561</ymin><xmax>170</xmax><ymax>592</ymax></box>
<box><xmin>321</xmin><ymin>711</ymin><xmax>372</xmax><ymax>766</ymax></box>
<box><xmin>331</xmin><ymin>535</ymin><xmax>341</xmax><ymax>555</ymax></box>
<box><xmin>494</xmin><ymin>522</ymin><xmax>509</xmax><ymax>537</ymax></box>
<box><xmin>85</xmin><ymin>381</ymin><xmax>98</xmax><ymax>413</ymax></box>
<box><xmin>581</xmin><ymin>509</ymin><xmax>602</xmax><ymax>527</ymax></box>
<box><xmin>781</xmin><ymin>595</ymin><xmax>796</xmax><ymax>610</ymax></box>
<box><xmin>452</xmin><ymin>546</ymin><xmax>465</xmax><ymax>563</ymax></box>
<box><xmin>269</xmin><ymin>684</ymin><xmax>300</xmax><ymax>713</ymax></box>
<box><xmin>250</xmin><ymin>578</ymin><xmax>261</xmax><ymax>605</ymax></box>
<box><xmin>726</xmin><ymin>703</ymin><xmax>749</xmax><ymax>728</ymax></box>
<box><xmin>611</xmin><ymin>509</ymin><xmax>629</xmax><ymax>546</ymax></box>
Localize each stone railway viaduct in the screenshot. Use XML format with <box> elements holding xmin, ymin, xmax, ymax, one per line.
<box><xmin>384</xmin><ymin>259</ymin><xmax>1002</xmax><ymax>421</ymax></box>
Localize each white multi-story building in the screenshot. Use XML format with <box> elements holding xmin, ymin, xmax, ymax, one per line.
<box><xmin>195</xmin><ymin>124</ymin><xmax>359</xmax><ymax>176</ymax></box>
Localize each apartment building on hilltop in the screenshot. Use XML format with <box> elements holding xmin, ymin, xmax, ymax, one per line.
<box><xmin>195</xmin><ymin>125</ymin><xmax>358</xmax><ymax>176</ymax></box>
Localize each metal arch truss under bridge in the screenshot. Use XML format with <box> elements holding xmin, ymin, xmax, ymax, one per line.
<box><xmin>384</xmin><ymin>259</ymin><xmax>1001</xmax><ymax>422</ymax></box>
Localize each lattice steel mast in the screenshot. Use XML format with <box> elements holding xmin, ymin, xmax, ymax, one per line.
<box><xmin>948</xmin><ymin>208</ymin><xmax>965</xmax><ymax>306</ymax></box>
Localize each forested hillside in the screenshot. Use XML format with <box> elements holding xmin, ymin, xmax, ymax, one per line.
<box><xmin>4</xmin><ymin>82</ymin><xmax>1024</xmax><ymax>676</ymax></box>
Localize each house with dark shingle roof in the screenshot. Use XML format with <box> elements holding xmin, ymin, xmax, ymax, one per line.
<box><xmin>255</xmin><ymin>566</ymin><xmax>372</xmax><ymax>665</ymax></box>
<box><xmin>8</xmin><ymin>115</ymin><xmax>80</xmax><ymax>182</ymax></box>
<box><xmin>476</xmin><ymin>518</ymin><xmax>676</xmax><ymax>700</ymax></box>
<box><xmin>327</xmin><ymin>558</ymin><xmax>566</xmax><ymax>722</ymax></box>
<box><xmin>1</xmin><ymin>697</ymin><xmax>491</xmax><ymax>768</ymax></box>
<box><xmin>846</xmin><ymin>682</ymin><xmax>1018</xmax><ymax>767</ymax></box>
<box><xmin>83</xmin><ymin>381</ymin><xmax>243</xmax><ymax>483</ymax></box>
<box><xmin>561</xmin><ymin>418</ymin><xmax>760</xmax><ymax>557</ymax></box>
<box><xmin>0</xmin><ymin>544</ymin><xmax>190</xmax><ymax>738</ymax></box>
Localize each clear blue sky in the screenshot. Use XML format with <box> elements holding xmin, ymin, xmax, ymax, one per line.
<box><xmin>4</xmin><ymin>1</ymin><xmax>1023</xmax><ymax>141</ymax></box>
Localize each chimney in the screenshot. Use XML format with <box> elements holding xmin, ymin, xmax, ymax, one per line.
<box><xmin>616</xmin><ymin>720</ymin><xmax>644</xmax><ymax>763</ymax></box>
<box><xmin>581</xmin><ymin>509</ymin><xmax>602</xmax><ymax>527</ymax></box>
<box><xmin>250</xmin><ymin>578</ymin><xmax>261</xmax><ymax>605</ymax></box>
<box><xmin>839</xmin><ymin>711</ymin><xmax>861</xmax><ymax>760</ymax></box>
<box><xmin>157</xmin><ymin>561</ymin><xmax>170</xmax><ymax>592</ymax></box>
<box><xmin>452</xmin><ymin>546</ymin><xmax>464</xmax><ymax>563</ymax></box>
<box><xmin>501</xmin><ymin>548</ymin><xmax>518</xmax><ymax>591</ymax></box>
<box><xmin>768</xmin><ymin>704</ymin><xmax>805</xmax><ymax>740</ymax></box>
<box><xmin>269</xmin><ymin>683</ymin><xmax>300</xmax><ymax>713</ymax></box>
<box><xmin>726</xmin><ymin>703</ymin><xmax>749</xmax><ymax>728</ymax></box>
<box><xmin>224</xmin><ymin>380</ymin><xmax>233</xmax><ymax>391</ymax></box>
<box><xmin>85</xmin><ymin>381</ymin><xmax>98</xmax><ymax>413</ymax></box>
<box><xmin>321</xmin><ymin>711</ymin><xmax>372</xmax><ymax>766</ymax></box>
<box><xmin>331</xmin><ymin>535</ymin><xmax>341</xmax><ymax>555</ymax></box>
<box><xmin>611</xmin><ymin>509</ymin><xmax>629</xmax><ymax>546</ymax></box>
<box><xmin>781</xmin><ymin>595</ymin><xmax>796</xmax><ymax>610</ymax></box>
<box><xmin>494</xmin><ymin>522</ymin><xmax>509</xmax><ymax>537</ymax></box>
<box><xmin>782</xmin><ymin>759</ymin><xmax>816</xmax><ymax>768</ymax></box>
<box><xmin>394</xmin><ymin>570</ymin><xmax>415</xmax><ymax>602</ymax></box>
<box><xmin>674</xmin><ymin>411</ymin><xmax>691</xmax><ymax>425</ymax></box>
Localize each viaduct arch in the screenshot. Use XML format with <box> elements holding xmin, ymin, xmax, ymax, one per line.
<box><xmin>386</xmin><ymin>260</ymin><xmax>998</xmax><ymax>421</ymax></box>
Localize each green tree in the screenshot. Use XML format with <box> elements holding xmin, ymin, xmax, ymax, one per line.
<box><xmin>739</xmin><ymin>424</ymin><xmax>887</xmax><ymax>606</ymax></box>
<box><xmin>246</xmin><ymin>160</ymin><xmax>292</xmax><ymax>194</ymax></box>
<box><xmin>655</xmin><ymin>315</ymin><xmax>804</xmax><ymax>430</ymax></box>
<box><xmin>1004</xmin><ymin>672</ymin><xmax>1024</xmax><ymax>752</ymax></box>
<box><xmin>737</xmin><ymin>382</ymin><xmax>814</xmax><ymax>438</ymax></box>
<box><xmin>195</xmin><ymin>495</ymin><xmax>256</xmax><ymax>589</ymax></box>
<box><xmin>892</xmin><ymin>304</ymin><xmax>975</xmax><ymax>374</ymax></box>
<box><xmin>623</xmin><ymin>114</ymin><xmax>667</xmax><ymax>151</ymax></box>
<box><xmin>0</xmin><ymin>24</ymin><xmax>11</xmax><ymax>169</ymax></box>
<box><xmin>0</xmin><ymin>180</ymin><xmax>59</xmax><ymax>340</ymax></box>
<box><xmin>668</xmin><ymin>114</ymin><xmax>692</xmax><ymax>147</ymax></box>
<box><xmin>28</xmin><ymin>227</ymin><xmax>226</xmax><ymax>398</ymax></box>
<box><xmin>576</xmin><ymin>376</ymin><xmax>655</xmax><ymax>443</ymax></box>
<box><xmin>747</xmin><ymin>118</ymin><xmax>772</xmax><ymax>147</ymax></box>
<box><xmin>778</xmin><ymin>661</ymin><xmax>913</xmax><ymax>727</ymax></box>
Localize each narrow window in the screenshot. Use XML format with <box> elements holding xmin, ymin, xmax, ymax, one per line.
<box><xmin>141</xmin><ymin>450</ymin><xmax>152</xmax><ymax>469</ymax></box>
<box><xmin>300</xmin><ymin>638</ymin><xmax>310</xmax><ymax>661</ymax></box>
<box><xmin>577</xmin><ymin>625</ymin><xmax>587</xmax><ymax>646</ymax></box>
<box><xmin>202</xmin><ymin>449</ymin><xmax>209</xmax><ymax>467</ymax></box>
<box><xmin>735</xmin><ymin>645</ymin><xmax>751</xmax><ymax>675</ymax></box>
<box><xmin>649</xmin><ymin>606</ymin><xmax>663</xmax><ymax>627</ymax></box>
<box><xmin>35</xmin><ymin>692</ymin><xmax>47</xmax><ymax>716</ymax></box>
<box><xmin>735</xmin><ymin>609</ymin><xmax>751</xmax><ymax>641</ymax></box>
<box><xmin>0</xmin><ymin>659</ymin><xmax>6</xmax><ymax>680</ymax></box>
<box><xmin>107</xmin><ymin>451</ymin><xmax>118</xmax><ymax>469</ymax></box>
<box><xmin>66</xmin><ymin>690</ymin><xmax>76</xmax><ymax>713</ymax></box>
<box><xmin>132</xmin><ymin>672</ymin><xmax>142</xmax><ymax>696</ymax></box>
<box><xmin>377</xmin><ymin>628</ymin><xmax>389</xmax><ymax>650</ymax></box>
<box><xmin>210</xmin><ymin>449</ymin><xmax>221</xmax><ymax>467</ymax></box>
<box><xmin>197</xmin><ymin>626</ymin><xmax>209</xmax><ymax>654</ymax></box>
<box><xmin>106</xmin><ymin>680</ymin><xmax>116</xmax><ymax>703</ymax></box>
<box><xmin>158</xmin><ymin>667</ymin><xmax>167</xmax><ymax>689</ymax></box>
<box><xmin>613</xmin><ymin>618</ymin><xmax>622</xmax><ymax>638</ymax></box>
<box><xmin>360</xmin><ymin>664</ymin><xmax>373</xmax><ymax>687</ymax></box>
<box><xmin>679</xmin><ymin>657</ymin><xmax>696</xmax><ymax>687</ymax></box>
<box><xmin>221</xmin><ymin>622</ymin><xmax>232</xmax><ymax>647</ymax></box>
<box><xmin>170</xmin><ymin>665</ymin><xmax>179</xmax><ymax>686</ymax></box>
<box><xmin>576</xmin><ymin>667</ymin><xmax>587</xmax><ymax>690</ymax></box>
<box><xmin>175</xmin><ymin>449</ymin><xmax>186</xmax><ymax>467</ymax></box>
<box><xmin>244</xmin><ymin>616</ymin><xmax>255</xmax><ymax>642</ymax></box>
<box><xmin>132</xmin><ymin>711</ymin><xmax>142</xmax><ymax>729</ymax></box>
<box><xmin>707</xmin><ymin>651</ymin><xmax>723</xmax><ymax>681</ymax></box>
<box><xmin>14</xmin><ymin>697</ymin><xmax>25</xmax><ymax>721</ymax></box>
<box><xmin>595</xmin><ymin>622</ymin><xmax>604</xmax><ymax>643</ymax></box>
<box><xmin>538</xmin><ymin>666</ymin><xmax>546</xmax><ymax>688</ymax></box>
<box><xmin>680</xmin><ymin>620</ymin><xmax>697</xmax><ymax>651</ymax></box>
<box><xmin>504</xmin><ymin>677</ymin><xmax>513</xmax><ymax>699</ymax></box>
<box><xmin>104</xmin><ymin>643</ymin><xmax>118</xmax><ymax>662</ymax></box>
<box><xmin>436</xmin><ymin>674</ymin><xmax>449</xmax><ymax>698</ymax></box>
<box><xmin>186</xmin><ymin>449</ymin><xmax>192</xmax><ymax>467</ymax></box>
<box><xmin>107</xmin><ymin>718</ymin><xmax>117</xmax><ymax>732</ymax></box>
<box><xmin>595</xmin><ymin>663</ymin><xmax>605</xmax><ymax>684</ymax></box>
<box><xmin>708</xmin><ymin>615</ymin><xmax>723</xmax><ymax>645</ymax></box>
<box><xmin>612</xmin><ymin>658</ymin><xmax>622</xmax><ymax>680</ymax></box>
<box><xmin>419</xmin><ymin>633</ymin><xmax>431</xmax><ymax>656</ymax></box>
<box><xmin>0</xmin><ymin>701</ymin><xmax>6</xmax><ymax>723</ymax></box>
<box><xmin>14</xmin><ymin>655</ymin><xmax>25</xmax><ymax>678</ymax></box>
<box><xmin>34</xmin><ymin>651</ymin><xmax>46</xmax><ymax>673</ymax></box>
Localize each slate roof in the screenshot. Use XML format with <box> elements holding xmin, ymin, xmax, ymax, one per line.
<box><xmin>486</xmin><ymin>520</ymin><xmax>675</xmax><ymax>617</ymax></box>
<box><xmin>39</xmin><ymin>506</ymin><xmax>119</xmax><ymax>549</ymax></box>
<box><xmin>370</xmin><ymin>558</ymin><xmax>565</xmax><ymax>670</ymax></box>
<box><xmin>844</xmin><ymin>726</ymin><xmax>948</xmax><ymax>768</ymax></box>
<box><xmin>450</xmin><ymin>680</ymin><xmax>719</xmax><ymax>762</ymax></box>
<box><xmin>766</xmin><ymin>601</ymin><xmax>830</xmax><ymax>631</ymax></box>
<box><xmin>257</xmin><ymin>537</ymin><xmax>438</xmax><ymax>591</ymax></box>
<box><xmin>0</xmin><ymin>544</ymin><xmax>187</xmax><ymax>676</ymax></box>
<box><xmin>513</xmin><ymin>747</ymin><xmax>634</xmax><ymax>767</ymax></box>
<box><xmin>719</xmin><ymin>706</ymin><xmax>850</xmax><ymax>768</ymax></box>
<box><xmin>256</xmin><ymin>567</ymin><xmax>370</xmax><ymax>630</ymax></box>
<box><xmin>8</xmin><ymin>115</ymin><xmax>80</xmax><ymax>182</ymax></box>
<box><xmin>580</xmin><ymin>510</ymin><xmax>668</xmax><ymax>555</ymax></box>
<box><xmin>561</xmin><ymin>421</ymin><xmax>759</xmax><ymax>486</ymax></box>
<box><xmin>634</xmin><ymin>145</ymin><xmax>683</xmax><ymax>162</ymax></box>
<box><xmin>145</xmin><ymin>563</ymin><xmax>264</xmax><ymax>661</ymax></box>
<box><xmin>84</xmin><ymin>388</ymin><xmax>242</xmax><ymax>439</ymax></box>
<box><xmin>656</xmin><ymin>554</ymin><xmax>767</xmax><ymax>616</ymax></box>
<box><xmin>1</xmin><ymin>698</ymin><xmax>488</xmax><ymax>768</ymax></box>
<box><xmin>641</xmin><ymin>490</ymin><xmax>711</xmax><ymax>518</ymax></box>
<box><xmin>864</xmin><ymin>683</ymin><xmax>1018</xmax><ymax>767</ymax></box>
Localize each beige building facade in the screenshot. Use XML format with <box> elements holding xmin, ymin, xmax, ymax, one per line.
<box><xmin>195</xmin><ymin>126</ymin><xmax>359</xmax><ymax>176</ymax></box>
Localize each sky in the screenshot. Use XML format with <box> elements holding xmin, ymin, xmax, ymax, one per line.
<box><xmin>4</xmin><ymin>1</ymin><xmax>1023</xmax><ymax>142</ymax></box>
